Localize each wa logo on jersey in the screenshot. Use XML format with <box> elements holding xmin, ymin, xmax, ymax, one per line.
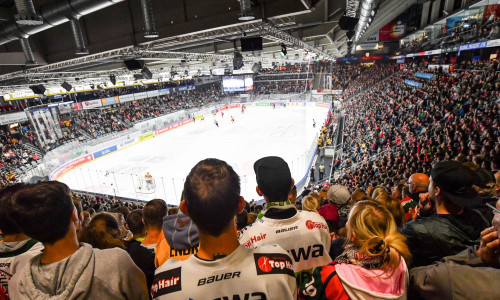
<box><xmin>151</xmin><ymin>267</ymin><xmax>182</xmax><ymax>297</ymax></box>
<box><xmin>254</xmin><ymin>253</ymin><xmax>294</xmax><ymax>277</ymax></box>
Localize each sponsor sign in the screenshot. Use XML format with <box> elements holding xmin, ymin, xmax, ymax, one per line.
<box><xmin>158</xmin><ymin>88</ymin><xmax>170</xmax><ymax>95</ymax></box>
<box><xmin>3</xmin><ymin>90</ymin><xmax>37</xmax><ymax>101</ymax></box>
<box><xmin>138</xmin><ymin>132</ymin><xmax>155</xmax><ymax>142</ymax></box>
<box><xmin>117</xmin><ymin>137</ymin><xmax>137</xmax><ymax>149</ymax></box>
<box><xmin>365</xmin><ymin>32</ymin><xmax>379</xmax><ymax>42</ymax></box>
<box><xmin>82</xmin><ymin>99</ymin><xmax>102</xmax><ymax>109</ymax></box>
<box><xmin>396</xmin><ymin>58</ymin><xmax>405</xmax><ymax>63</ymax></box>
<box><xmin>487</xmin><ymin>38</ymin><xmax>500</xmax><ymax>48</ymax></box>
<box><xmin>0</xmin><ymin>111</ymin><xmax>28</xmax><ymax>125</ymax></box>
<box><xmin>50</xmin><ymin>154</ymin><xmax>93</xmax><ymax>180</ymax></box>
<box><xmin>459</xmin><ymin>41</ymin><xmax>488</xmax><ymax>51</ymax></box>
<box><xmin>178</xmin><ymin>86</ymin><xmax>188</xmax><ymax>92</ymax></box>
<box><xmin>134</xmin><ymin>92</ymin><xmax>148</xmax><ymax>100</ymax></box>
<box><xmin>154</xmin><ymin>118</ymin><xmax>193</xmax><ymax>135</ymax></box>
<box><xmin>254</xmin><ymin>253</ymin><xmax>294</xmax><ymax>276</ymax></box>
<box><xmin>255</xmin><ymin>103</ymin><xmax>270</xmax><ymax>106</ymax></box>
<box><xmin>101</xmin><ymin>96</ymin><xmax>119</xmax><ymax>106</ymax></box>
<box><xmin>93</xmin><ymin>145</ymin><xmax>117</xmax><ymax>159</ymax></box>
<box><xmin>315</xmin><ymin>103</ymin><xmax>328</xmax><ymax>108</ymax></box>
<box><xmin>404</xmin><ymin>79</ymin><xmax>422</xmax><ymax>88</ymax></box>
<box><xmin>337</xmin><ymin>57</ymin><xmax>360</xmax><ymax>62</ymax></box>
<box><xmin>73</xmin><ymin>103</ymin><xmax>83</xmax><ymax>111</ymax></box>
<box><xmin>147</xmin><ymin>90</ymin><xmax>159</xmax><ymax>98</ymax></box>
<box><xmin>415</xmin><ymin>72</ymin><xmax>434</xmax><ymax>80</ymax></box>
<box><xmin>379</xmin><ymin>13</ymin><xmax>406</xmax><ymax>42</ymax></box>
<box><xmin>355</xmin><ymin>43</ymin><xmax>379</xmax><ymax>51</ymax></box>
<box><xmin>119</xmin><ymin>94</ymin><xmax>135</xmax><ymax>103</ymax></box>
<box><xmin>151</xmin><ymin>267</ymin><xmax>182</xmax><ymax>298</ymax></box>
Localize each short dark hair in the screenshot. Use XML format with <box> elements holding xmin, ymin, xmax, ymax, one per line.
<box><xmin>10</xmin><ymin>181</ymin><xmax>74</xmax><ymax>244</ymax></box>
<box><xmin>143</xmin><ymin>199</ymin><xmax>167</xmax><ymax>228</ymax></box>
<box><xmin>127</xmin><ymin>209</ymin><xmax>145</xmax><ymax>235</ymax></box>
<box><xmin>236</xmin><ymin>209</ymin><xmax>248</xmax><ymax>230</ymax></box>
<box><xmin>184</xmin><ymin>158</ymin><xmax>240</xmax><ymax>236</ymax></box>
<box><xmin>0</xmin><ymin>183</ymin><xmax>27</xmax><ymax>235</ymax></box>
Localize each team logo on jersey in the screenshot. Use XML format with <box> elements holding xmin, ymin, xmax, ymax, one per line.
<box><xmin>242</xmin><ymin>233</ymin><xmax>266</xmax><ymax>247</ymax></box>
<box><xmin>305</xmin><ymin>220</ymin><xmax>328</xmax><ymax>230</ymax></box>
<box><xmin>151</xmin><ymin>267</ymin><xmax>182</xmax><ymax>297</ymax></box>
<box><xmin>254</xmin><ymin>253</ymin><xmax>294</xmax><ymax>276</ymax></box>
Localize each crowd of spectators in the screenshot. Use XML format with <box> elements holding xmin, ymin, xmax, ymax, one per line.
<box><xmin>0</xmin><ymin>129</ymin><xmax>40</xmax><ymax>186</ymax></box>
<box><xmin>0</xmin><ymin>59</ymin><xmax>499</xmax><ymax>299</ymax></box>
<box><xmin>334</xmin><ymin>60</ymin><xmax>499</xmax><ymax>194</ymax></box>
<box><xmin>401</xmin><ymin>17</ymin><xmax>500</xmax><ymax>54</ymax></box>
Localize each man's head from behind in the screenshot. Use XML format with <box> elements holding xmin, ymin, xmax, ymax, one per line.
<box><xmin>0</xmin><ymin>183</ymin><xmax>27</xmax><ymax>236</ymax></box>
<box><xmin>9</xmin><ymin>181</ymin><xmax>75</xmax><ymax>244</ymax></box>
<box><xmin>254</xmin><ymin>156</ymin><xmax>293</xmax><ymax>202</ymax></box>
<box><xmin>182</xmin><ymin>158</ymin><xmax>243</xmax><ymax>237</ymax></box>
<box><xmin>143</xmin><ymin>199</ymin><xmax>167</xmax><ymax>229</ymax></box>
<box><xmin>429</xmin><ymin>160</ymin><xmax>482</xmax><ymax>210</ymax></box>
<box><xmin>126</xmin><ymin>209</ymin><xmax>146</xmax><ymax>236</ymax></box>
<box><xmin>408</xmin><ymin>173</ymin><xmax>429</xmax><ymax>194</ymax></box>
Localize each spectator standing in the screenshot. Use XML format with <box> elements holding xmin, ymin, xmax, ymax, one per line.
<box><xmin>299</xmin><ymin>201</ymin><xmax>410</xmax><ymax>300</ymax></box>
<box><xmin>154</xmin><ymin>210</ymin><xmax>200</xmax><ymax>268</ymax></box>
<box><xmin>141</xmin><ymin>199</ymin><xmax>167</xmax><ymax>251</ymax></box>
<box><xmin>125</xmin><ymin>210</ymin><xmax>155</xmax><ymax>292</ymax></box>
<box><xmin>409</xmin><ymin>198</ymin><xmax>500</xmax><ymax>299</ymax></box>
<box><xmin>0</xmin><ymin>184</ymin><xmax>44</xmax><ymax>299</ymax></box>
<box><xmin>239</xmin><ymin>156</ymin><xmax>331</xmax><ymax>286</ymax></box>
<box><xmin>7</xmin><ymin>181</ymin><xmax>148</xmax><ymax>299</ymax></box>
<box><xmin>152</xmin><ymin>159</ymin><xmax>296</xmax><ymax>299</ymax></box>
<box><xmin>400</xmin><ymin>161</ymin><xmax>490</xmax><ymax>267</ymax></box>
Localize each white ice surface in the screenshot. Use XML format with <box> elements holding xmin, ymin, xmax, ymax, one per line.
<box><xmin>59</xmin><ymin>105</ymin><xmax>329</xmax><ymax>205</ymax></box>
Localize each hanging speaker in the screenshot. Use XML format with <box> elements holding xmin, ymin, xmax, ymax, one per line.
<box><xmin>110</xmin><ymin>75</ymin><xmax>116</xmax><ymax>85</ymax></box>
<box><xmin>124</xmin><ymin>59</ymin><xmax>145</xmax><ymax>71</ymax></box>
<box><xmin>61</xmin><ymin>81</ymin><xmax>72</xmax><ymax>92</ymax></box>
<box><xmin>339</xmin><ymin>15</ymin><xmax>359</xmax><ymax>31</ymax></box>
<box><xmin>29</xmin><ymin>85</ymin><xmax>46</xmax><ymax>95</ymax></box>
<box><xmin>141</xmin><ymin>67</ymin><xmax>153</xmax><ymax>79</ymax></box>
<box><xmin>233</xmin><ymin>51</ymin><xmax>243</xmax><ymax>70</ymax></box>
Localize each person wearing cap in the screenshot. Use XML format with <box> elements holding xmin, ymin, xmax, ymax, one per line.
<box><xmin>409</xmin><ymin>197</ymin><xmax>500</xmax><ymax>300</ymax></box>
<box><xmin>238</xmin><ymin>156</ymin><xmax>331</xmax><ymax>286</ymax></box>
<box><xmin>327</xmin><ymin>185</ymin><xmax>351</xmax><ymax>229</ymax></box>
<box><xmin>399</xmin><ymin>160</ymin><xmax>490</xmax><ymax>268</ymax></box>
<box><xmin>152</xmin><ymin>158</ymin><xmax>296</xmax><ymax>299</ymax></box>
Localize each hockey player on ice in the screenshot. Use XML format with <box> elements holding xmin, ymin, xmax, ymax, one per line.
<box><xmin>231</xmin><ymin>116</ymin><xmax>235</xmax><ymax>123</ymax></box>
<box><xmin>313</xmin><ymin>119</ymin><xmax>316</xmax><ymax>128</ymax></box>
<box><xmin>214</xmin><ymin>119</ymin><xmax>219</xmax><ymax>127</ymax></box>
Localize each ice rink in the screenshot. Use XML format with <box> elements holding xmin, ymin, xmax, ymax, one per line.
<box><xmin>59</xmin><ymin>104</ymin><xmax>329</xmax><ymax>205</ymax></box>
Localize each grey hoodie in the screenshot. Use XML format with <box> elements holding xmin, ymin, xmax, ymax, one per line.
<box><xmin>162</xmin><ymin>213</ymin><xmax>199</xmax><ymax>250</ymax></box>
<box><xmin>8</xmin><ymin>243</ymin><xmax>149</xmax><ymax>300</ymax></box>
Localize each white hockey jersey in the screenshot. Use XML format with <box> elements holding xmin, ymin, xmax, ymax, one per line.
<box><xmin>238</xmin><ymin>210</ymin><xmax>332</xmax><ymax>285</ymax></box>
<box><xmin>0</xmin><ymin>239</ymin><xmax>44</xmax><ymax>299</ymax></box>
<box><xmin>152</xmin><ymin>245</ymin><xmax>296</xmax><ymax>300</ymax></box>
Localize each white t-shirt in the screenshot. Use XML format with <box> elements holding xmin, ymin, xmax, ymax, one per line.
<box><xmin>152</xmin><ymin>245</ymin><xmax>296</xmax><ymax>300</ymax></box>
<box><xmin>238</xmin><ymin>210</ymin><xmax>332</xmax><ymax>284</ymax></box>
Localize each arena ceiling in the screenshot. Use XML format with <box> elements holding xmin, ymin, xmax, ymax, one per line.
<box><xmin>0</xmin><ymin>0</ymin><xmax>405</xmax><ymax>91</ymax></box>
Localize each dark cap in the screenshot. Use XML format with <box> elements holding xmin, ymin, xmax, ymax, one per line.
<box><xmin>431</xmin><ymin>160</ymin><xmax>481</xmax><ymax>208</ymax></box>
<box><xmin>254</xmin><ymin>156</ymin><xmax>292</xmax><ymax>201</ymax></box>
